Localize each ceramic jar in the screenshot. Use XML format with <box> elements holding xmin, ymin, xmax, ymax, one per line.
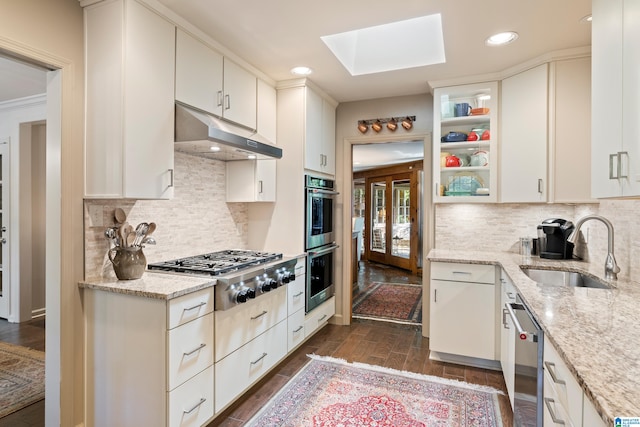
<box><xmin>108</xmin><ymin>247</ymin><xmax>147</xmax><ymax>280</ymax></box>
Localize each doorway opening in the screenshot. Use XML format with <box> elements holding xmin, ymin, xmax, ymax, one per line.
<box><xmin>348</xmin><ymin>138</ymin><xmax>430</xmax><ymax>327</ymax></box>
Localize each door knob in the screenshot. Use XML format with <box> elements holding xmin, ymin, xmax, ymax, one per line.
<box><xmin>1</xmin><ymin>238</ymin><xmax>6</xmax><ymax>244</ymax></box>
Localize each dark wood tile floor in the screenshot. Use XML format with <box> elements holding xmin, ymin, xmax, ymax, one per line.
<box><xmin>0</xmin><ymin>317</ymin><xmax>46</xmax><ymax>427</ymax></box>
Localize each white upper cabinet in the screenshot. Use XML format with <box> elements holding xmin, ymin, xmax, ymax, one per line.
<box><xmin>304</xmin><ymin>86</ymin><xmax>336</xmax><ymax>176</ymax></box>
<box><xmin>257</xmin><ymin>79</ymin><xmax>277</xmax><ymax>143</ymax></box>
<box><xmin>175</xmin><ymin>29</ymin><xmax>258</xmax><ymax>130</ymax></box>
<box><xmin>501</xmin><ymin>64</ymin><xmax>548</xmax><ymax>203</ymax></box>
<box><xmin>226</xmin><ymin>159</ymin><xmax>276</xmax><ymax>202</ymax></box>
<box><xmin>175</xmin><ymin>28</ymin><xmax>224</xmax><ymax>117</ymax></box>
<box><xmin>592</xmin><ymin>0</ymin><xmax>640</xmax><ymax>197</ymax></box>
<box><xmin>500</xmin><ymin>58</ymin><xmax>593</xmax><ymax>204</ymax></box>
<box><xmin>84</xmin><ymin>0</ymin><xmax>175</xmax><ymax>199</ymax></box>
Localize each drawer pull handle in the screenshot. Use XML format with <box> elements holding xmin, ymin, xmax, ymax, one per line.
<box><xmin>452</xmin><ymin>271</ymin><xmax>472</xmax><ymax>275</ymax></box>
<box><xmin>506</xmin><ymin>292</ymin><xmax>515</xmax><ymax>299</ymax></box>
<box><xmin>318</xmin><ymin>314</ymin><xmax>327</xmax><ymax>323</ymax></box>
<box><xmin>544</xmin><ymin>361</ymin><xmax>566</xmax><ymax>385</ymax></box>
<box><xmin>250</xmin><ymin>352</ymin><xmax>267</xmax><ymax>365</ymax></box>
<box><xmin>502</xmin><ymin>308</ymin><xmax>510</xmax><ymax>329</ymax></box>
<box><xmin>183</xmin><ymin>302</ymin><xmax>206</xmax><ymax>312</ymax></box>
<box><xmin>293</xmin><ymin>325</ymin><xmax>304</xmax><ymax>333</ymax></box>
<box><xmin>183</xmin><ymin>397</ymin><xmax>206</xmax><ymax>414</ymax></box>
<box><xmin>544</xmin><ymin>397</ymin><xmax>566</xmax><ymax>425</ymax></box>
<box><xmin>251</xmin><ymin>310</ymin><xmax>268</xmax><ymax>320</ymax></box>
<box><xmin>183</xmin><ymin>343</ymin><xmax>206</xmax><ymax>357</ymax></box>
<box><xmin>293</xmin><ymin>291</ymin><xmax>304</xmax><ymax>298</ymax></box>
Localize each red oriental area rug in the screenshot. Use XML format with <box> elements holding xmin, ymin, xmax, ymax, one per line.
<box><xmin>352</xmin><ymin>282</ymin><xmax>422</xmax><ymax>325</ymax></box>
<box><xmin>246</xmin><ymin>355</ymin><xmax>503</xmax><ymax>427</ymax></box>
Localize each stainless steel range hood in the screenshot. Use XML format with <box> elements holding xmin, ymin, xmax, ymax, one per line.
<box><xmin>174</xmin><ymin>102</ymin><xmax>282</xmax><ymax>161</ymax></box>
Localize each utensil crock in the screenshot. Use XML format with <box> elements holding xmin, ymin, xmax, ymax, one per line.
<box><xmin>108</xmin><ymin>247</ymin><xmax>147</xmax><ymax>280</ymax></box>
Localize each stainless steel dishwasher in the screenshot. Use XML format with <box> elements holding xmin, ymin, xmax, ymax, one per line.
<box><xmin>505</xmin><ymin>295</ymin><xmax>544</xmax><ymax>427</ymax></box>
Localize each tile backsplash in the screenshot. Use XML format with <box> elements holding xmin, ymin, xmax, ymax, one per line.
<box><xmin>435</xmin><ymin>201</ymin><xmax>640</xmax><ymax>281</ymax></box>
<box><xmin>84</xmin><ymin>152</ymin><xmax>248</xmax><ymax>280</ymax></box>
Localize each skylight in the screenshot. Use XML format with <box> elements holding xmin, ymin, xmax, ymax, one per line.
<box><xmin>321</xmin><ymin>14</ymin><xmax>446</xmax><ymax>76</ymax></box>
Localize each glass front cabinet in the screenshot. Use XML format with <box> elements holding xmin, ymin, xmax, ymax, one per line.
<box><xmin>433</xmin><ymin>81</ymin><xmax>498</xmax><ymax>203</ymax></box>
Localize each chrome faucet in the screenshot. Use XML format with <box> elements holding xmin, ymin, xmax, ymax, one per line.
<box><xmin>567</xmin><ymin>215</ymin><xmax>620</xmax><ymax>280</ymax></box>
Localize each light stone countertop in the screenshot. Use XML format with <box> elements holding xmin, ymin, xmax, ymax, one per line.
<box><xmin>427</xmin><ymin>248</ymin><xmax>640</xmax><ymax>425</ymax></box>
<box><xmin>79</xmin><ymin>272</ymin><xmax>216</xmax><ymax>300</ymax></box>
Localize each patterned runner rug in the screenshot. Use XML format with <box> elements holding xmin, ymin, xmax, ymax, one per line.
<box><xmin>0</xmin><ymin>342</ymin><xmax>45</xmax><ymax>418</ymax></box>
<box><xmin>246</xmin><ymin>355</ymin><xmax>503</xmax><ymax>427</ymax></box>
<box><xmin>352</xmin><ymin>282</ymin><xmax>422</xmax><ymax>325</ymax></box>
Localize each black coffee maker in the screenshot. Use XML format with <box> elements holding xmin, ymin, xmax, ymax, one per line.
<box><xmin>537</xmin><ymin>218</ymin><xmax>575</xmax><ymax>259</ymax></box>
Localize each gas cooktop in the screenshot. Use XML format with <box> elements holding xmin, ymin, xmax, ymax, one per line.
<box><xmin>147</xmin><ymin>249</ymin><xmax>283</xmax><ymax>276</ymax></box>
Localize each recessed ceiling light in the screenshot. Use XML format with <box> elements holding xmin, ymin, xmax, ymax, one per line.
<box><xmin>321</xmin><ymin>14</ymin><xmax>446</xmax><ymax>76</ymax></box>
<box><xmin>485</xmin><ymin>31</ymin><xmax>519</xmax><ymax>46</ymax></box>
<box><xmin>580</xmin><ymin>14</ymin><xmax>592</xmax><ymax>23</ymax></box>
<box><xmin>210</xmin><ymin>146</ymin><xmax>221</xmax><ymax>152</ymax></box>
<box><xmin>291</xmin><ymin>66</ymin><xmax>313</xmax><ymax>76</ymax></box>
<box><xmin>247</xmin><ymin>154</ymin><xmax>257</xmax><ymax>160</ymax></box>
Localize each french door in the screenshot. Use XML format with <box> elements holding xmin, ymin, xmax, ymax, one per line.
<box><xmin>366</xmin><ymin>171</ymin><xmax>418</xmax><ymax>271</ymax></box>
<box><xmin>0</xmin><ymin>139</ymin><xmax>9</xmax><ymax>318</ymax></box>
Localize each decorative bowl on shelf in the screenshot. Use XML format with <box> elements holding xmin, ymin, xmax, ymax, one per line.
<box><xmin>470</xmin><ymin>107</ymin><xmax>490</xmax><ymax>115</ymax></box>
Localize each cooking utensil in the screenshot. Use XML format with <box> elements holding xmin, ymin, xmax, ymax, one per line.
<box><xmin>133</xmin><ymin>222</ymin><xmax>149</xmax><ymax>247</ymax></box>
<box><xmin>141</xmin><ymin>237</ymin><xmax>156</xmax><ymax>246</ymax></box>
<box><xmin>114</xmin><ymin>208</ymin><xmax>127</xmax><ymax>224</ymax></box>
<box><xmin>146</xmin><ymin>222</ymin><xmax>157</xmax><ymax>236</ymax></box>
<box><xmin>126</xmin><ymin>232</ymin><xmax>137</xmax><ymax>247</ymax></box>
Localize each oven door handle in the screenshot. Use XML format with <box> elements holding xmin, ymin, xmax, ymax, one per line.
<box><xmin>505</xmin><ymin>302</ymin><xmax>539</xmax><ymax>343</ymax></box>
<box><xmin>307</xmin><ymin>244</ymin><xmax>339</xmax><ymax>256</ymax></box>
<box><xmin>307</xmin><ymin>188</ymin><xmax>340</xmax><ymax>196</ymax></box>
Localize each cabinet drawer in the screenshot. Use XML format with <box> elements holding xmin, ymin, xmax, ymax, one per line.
<box><xmin>168</xmin><ymin>288</ymin><xmax>214</xmax><ymax>330</ymax></box>
<box><xmin>168</xmin><ymin>365</ymin><xmax>214</xmax><ymax>427</ymax></box>
<box><xmin>304</xmin><ymin>296</ymin><xmax>335</xmax><ymax>338</ymax></box>
<box><xmin>168</xmin><ymin>313</ymin><xmax>214</xmax><ymax>391</ymax></box>
<box><xmin>215</xmin><ymin>287</ymin><xmax>287</xmax><ymax>362</ymax></box>
<box><xmin>287</xmin><ymin>308</ymin><xmax>305</xmax><ymax>351</ymax></box>
<box><xmin>544</xmin><ymin>336</ymin><xmax>583</xmax><ymax>425</ymax></box>
<box><xmin>287</xmin><ymin>274</ymin><xmax>305</xmax><ymax>314</ymax></box>
<box><xmin>215</xmin><ymin>320</ymin><xmax>287</xmax><ymax>412</ymax></box>
<box><xmin>431</xmin><ymin>262</ymin><xmax>495</xmax><ymax>284</ymax></box>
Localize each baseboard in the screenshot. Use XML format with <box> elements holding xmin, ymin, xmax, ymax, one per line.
<box><xmin>429</xmin><ymin>350</ymin><xmax>502</xmax><ymax>371</ymax></box>
<box><xmin>32</xmin><ymin>308</ymin><xmax>46</xmax><ymax>318</ymax></box>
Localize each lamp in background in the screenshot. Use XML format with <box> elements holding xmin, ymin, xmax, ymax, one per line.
<box><xmin>356</xmin><ymin>116</ymin><xmax>416</xmax><ymax>133</ymax></box>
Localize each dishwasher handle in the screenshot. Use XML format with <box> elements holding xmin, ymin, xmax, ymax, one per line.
<box><xmin>505</xmin><ymin>302</ymin><xmax>539</xmax><ymax>342</ymax></box>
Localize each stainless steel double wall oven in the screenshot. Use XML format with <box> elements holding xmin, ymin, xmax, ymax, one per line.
<box><xmin>305</xmin><ymin>175</ymin><xmax>338</xmax><ymax>313</ymax></box>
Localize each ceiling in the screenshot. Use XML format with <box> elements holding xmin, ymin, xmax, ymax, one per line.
<box><xmin>156</xmin><ymin>0</ymin><xmax>592</xmax><ymax>103</ymax></box>
<box><xmin>353</xmin><ymin>141</ymin><xmax>424</xmax><ymax>172</ymax></box>
<box><xmin>0</xmin><ymin>56</ymin><xmax>47</xmax><ymax>103</ymax></box>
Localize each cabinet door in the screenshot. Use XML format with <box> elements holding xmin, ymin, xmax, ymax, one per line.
<box><xmin>304</xmin><ymin>87</ymin><xmax>324</xmax><ymax>172</ymax></box>
<box><xmin>499</xmin><ymin>273</ymin><xmax>516</xmax><ymax>408</ymax></box>
<box><xmin>622</xmin><ymin>0</ymin><xmax>640</xmax><ymax>196</ymax></box>
<box><xmin>255</xmin><ymin>159</ymin><xmax>276</xmax><ymax>201</ymax></box>
<box><xmin>501</xmin><ymin>64</ymin><xmax>548</xmax><ymax>202</ymax></box>
<box><xmin>123</xmin><ymin>0</ymin><xmax>175</xmax><ymax>199</ymax></box>
<box><xmin>257</xmin><ymin>79</ymin><xmax>277</xmax><ymax>142</ymax></box>
<box><xmin>226</xmin><ymin>159</ymin><xmax>276</xmax><ymax>202</ymax></box>
<box><xmin>592</xmin><ymin>0</ymin><xmax>624</xmax><ymax>197</ymax></box>
<box><xmin>223</xmin><ymin>58</ymin><xmax>257</xmax><ymax>129</ymax></box>
<box><xmin>321</xmin><ymin>99</ymin><xmax>336</xmax><ymax>175</ymax></box>
<box><xmin>552</xmin><ymin>58</ymin><xmax>594</xmax><ymax>203</ymax></box>
<box><xmin>175</xmin><ymin>28</ymin><xmax>224</xmax><ymax>116</ymax></box>
<box><xmin>429</xmin><ymin>279</ymin><xmax>495</xmax><ymax>360</ymax></box>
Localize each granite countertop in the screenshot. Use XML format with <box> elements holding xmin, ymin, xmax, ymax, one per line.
<box><xmin>79</xmin><ymin>272</ymin><xmax>216</xmax><ymax>300</ymax></box>
<box><xmin>427</xmin><ymin>248</ymin><xmax>640</xmax><ymax>425</ymax></box>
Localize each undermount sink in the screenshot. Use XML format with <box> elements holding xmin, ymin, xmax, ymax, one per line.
<box><xmin>521</xmin><ymin>268</ymin><xmax>611</xmax><ymax>289</ymax></box>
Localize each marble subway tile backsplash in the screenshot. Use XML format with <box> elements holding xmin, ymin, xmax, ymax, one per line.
<box><xmin>84</xmin><ymin>152</ymin><xmax>248</xmax><ymax>280</ymax></box>
<box><xmin>435</xmin><ymin>201</ymin><xmax>640</xmax><ymax>281</ymax></box>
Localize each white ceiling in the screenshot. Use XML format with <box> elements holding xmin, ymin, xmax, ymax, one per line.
<box><xmin>0</xmin><ymin>56</ymin><xmax>47</xmax><ymax>103</ymax></box>
<box><xmin>156</xmin><ymin>0</ymin><xmax>592</xmax><ymax>103</ymax></box>
<box><xmin>353</xmin><ymin>141</ymin><xmax>424</xmax><ymax>172</ymax></box>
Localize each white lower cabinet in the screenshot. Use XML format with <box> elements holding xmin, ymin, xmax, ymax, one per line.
<box><xmin>499</xmin><ymin>270</ymin><xmax>516</xmax><ymax>409</ymax></box>
<box><xmin>305</xmin><ymin>296</ymin><xmax>336</xmax><ymax>338</ymax></box>
<box><xmin>84</xmin><ymin>287</ymin><xmax>214</xmax><ymax>427</ymax></box>
<box><xmin>287</xmin><ymin>258</ymin><xmax>306</xmax><ymax>351</ymax></box>
<box><xmin>215</xmin><ymin>320</ymin><xmax>287</xmax><ymax>412</ymax></box>
<box><xmin>429</xmin><ymin>262</ymin><xmax>496</xmax><ymax>361</ymax></box>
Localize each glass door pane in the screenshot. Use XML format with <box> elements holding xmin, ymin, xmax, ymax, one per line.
<box><xmin>391</xmin><ymin>179</ymin><xmax>410</xmax><ymax>259</ymax></box>
<box><xmin>370</xmin><ymin>180</ymin><xmax>386</xmax><ymax>254</ymax></box>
